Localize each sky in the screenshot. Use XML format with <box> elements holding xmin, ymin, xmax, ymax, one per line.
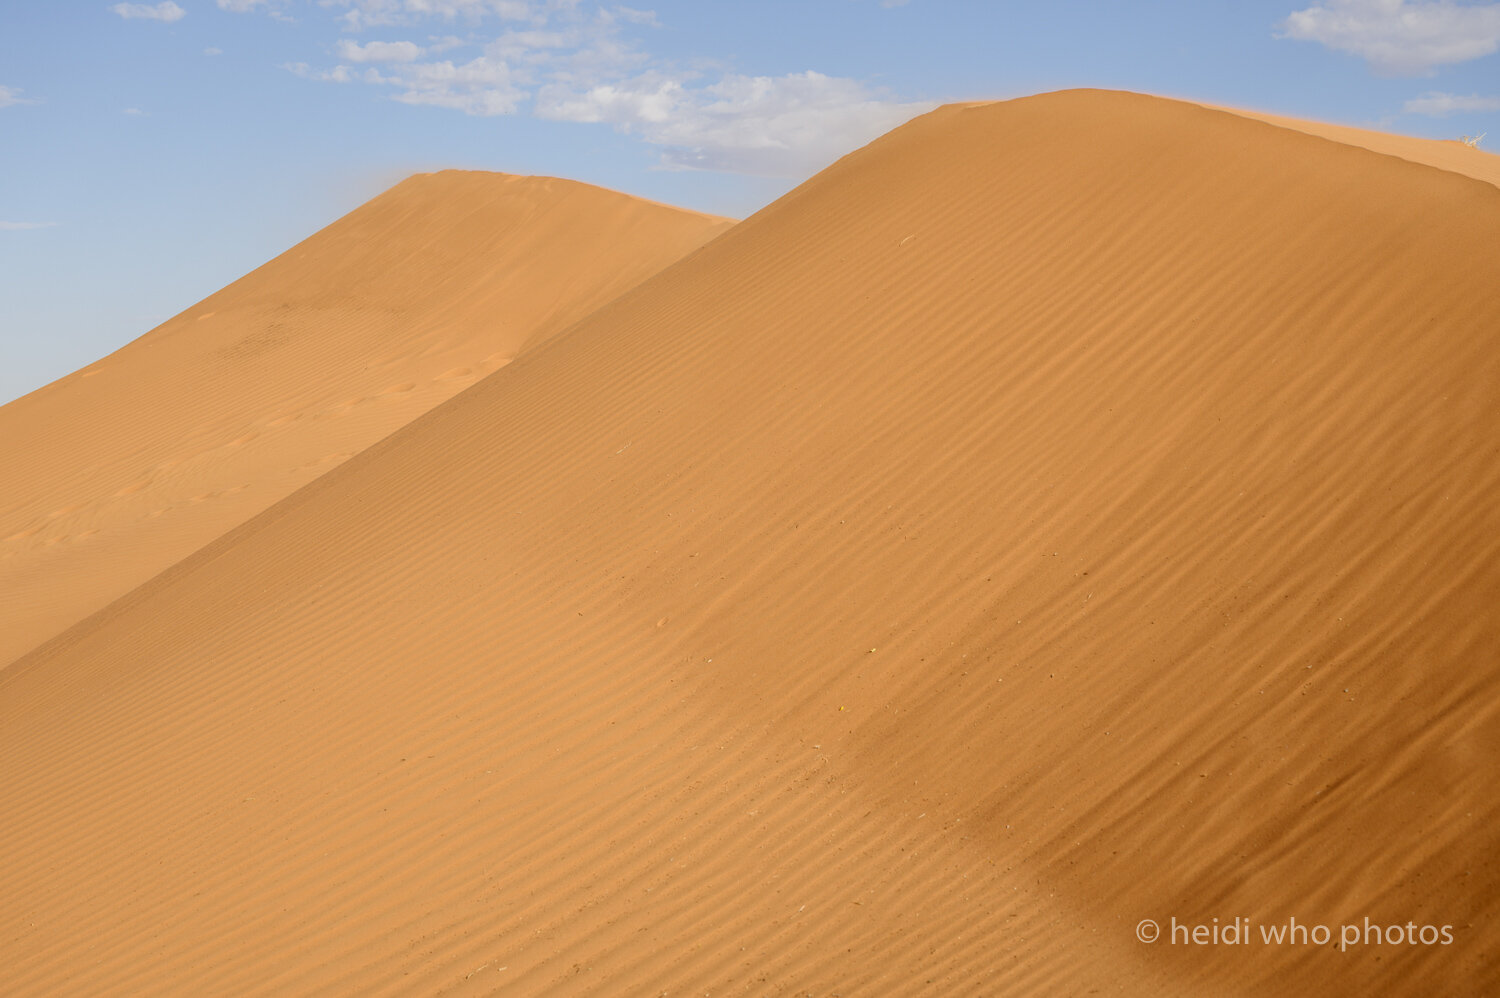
<box><xmin>2</xmin><ymin>0</ymin><xmax>1498</xmax><ymax>405</ymax></box>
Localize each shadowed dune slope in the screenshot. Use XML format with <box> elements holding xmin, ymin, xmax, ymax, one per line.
<box><xmin>3</xmin><ymin>90</ymin><xmax>1499</xmax><ymax>995</ymax></box>
<box><xmin>0</xmin><ymin>172</ymin><xmax>731</xmax><ymax>667</ymax></box>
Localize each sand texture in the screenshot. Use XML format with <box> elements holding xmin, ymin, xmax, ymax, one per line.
<box><xmin>0</xmin><ymin>172</ymin><xmax>731</xmax><ymax>667</ymax></box>
<box><xmin>1206</xmin><ymin>101</ymin><xmax>1500</xmax><ymax>190</ymax></box>
<box><xmin>2</xmin><ymin>90</ymin><xmax>1497</xmax><ymax>995</ymax></box>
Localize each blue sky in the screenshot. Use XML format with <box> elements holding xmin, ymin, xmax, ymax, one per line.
<box><xmin>2</xmin><ymin>0</ymin><xmax>1498</xmax><ymax>404</ymax></box>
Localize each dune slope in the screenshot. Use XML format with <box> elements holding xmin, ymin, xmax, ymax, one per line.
<box><xmin>3</xmin><ymin>90</ymin><xmax>1498</xmax><ymax>995</ymax></box>
<box><xmin>0</xmin><ymin>172</ymin><xmax>731</xmax><ymax>667</ymax></box>
<box><xmin>1204</xmin><ymin>102</ymin><xmax>1500</xmax><ymax>190</ymax></box>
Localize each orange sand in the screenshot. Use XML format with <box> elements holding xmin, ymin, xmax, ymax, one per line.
<box><xmin>0</xmin><ymin>172</ymin><xmax>730</xmax><ymax>666</ymax></box>
<box><xmin>2</xmin><ymin>90</ymin><xmax>1496</xmax><ymax>995</ymax></box>
<box><xmin>1205</xmin><ymin>102</ymin><xmax>1500</xmax><ymax>190</ymax></box>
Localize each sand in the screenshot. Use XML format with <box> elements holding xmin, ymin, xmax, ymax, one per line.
<box><xmin>0</xmin><ymin>172</ymin><xmax>731</xmax><ymax>667</ymax></box>
<box><xmin>1</xmin><ymin>90</ymin><xmax>1496</xmax><ymax>995</ymax></box>
<box><xmin>1205</xmin><ymin>102</ymin><xmax>1500</xmax><ymax>190</ymax></box>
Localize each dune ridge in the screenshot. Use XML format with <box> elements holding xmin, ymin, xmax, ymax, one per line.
<box><xmin>0</xmin><ymin>172</ymin><xmax>732</xmax><ymax>667</ymax></box>
<box><xmin>1202</xmin><ymin>102</ymin><xmax>1500</xmax><ymax>190</ymax></box>
<box><xmin>3</xmin><ymin>90</ymin><xmax>1497</xmax><ymax>995</ymax></box>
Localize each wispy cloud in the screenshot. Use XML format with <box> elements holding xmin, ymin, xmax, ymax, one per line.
<box><xmin>283</xmin><ymin>62</ymin><xmax>357</xmax><ymax>83</ymax></box>
<box><xmin>336</xmin><ymin>39</ymin><xmax>426</xmax><ymax>62</ymax></box>
<box><xmin>216</xmin><ymin>0</ymin><xmax>296</xmax><ymax>21</ymax></box>
<box><xmin>385</xmin><ymin>56</ymin><xmax>528</xmax><ymax>114</ymax></box>
<box><xmin>326</xmin><ymin>0</ymin><xmax>535</xmax><ymax>31</ymax></box>
<box><xmin>538</xmin><ymin>70</ymin><xmax>933</xmax><ymax>176</ymax></box>
<box><xmin>1278</xmin><ymin>0</ymin><xmax>1500</xmax><ymax>76</ymax></box>
<box><xmin>123</xmin><ymin>107</ymin><xmax>147</xmax><ymax>115</ymax></box>
<box><xmin>111</xmin><ymin>1</ymin><xmax>187</xmax><ymax>22</ymax></box>
<box><xmin>0</xmin><ymin>85</ymin><xmax>40</xmax><ymax>108</ymax></box>
<box><xmin>0</xmin><ymin>221</ymin><xmax>59</xmax><ymax>231</ymax></box>
<box><xmin>242</xmin><ymin>2</ymin><xmax>932</xmax><ymax>176</ymax></box>
<box><xmin>204</xmin><ymin>46</ymin><xmax>224</xmax><ymax>56</ymax></box>
<box><xmin>1403</xmin><ymin>90</ymin><xmax>1500</xmax><ymax>115</ymax></box>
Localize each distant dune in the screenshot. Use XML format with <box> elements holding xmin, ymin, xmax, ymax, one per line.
<box><xmin>2</xmin><ymin>90</ymin><xmax>1496</xmax><ymax>995</ymax></box>
<box><xmin>0</xmin><ymin>172</ymin><xmax>731</xmax><ymax>667</ymax></box>
<box><xmin>1205</xmin><ymin>102</ymin><xmax>1500</xmax><ymax>190</ymax></box>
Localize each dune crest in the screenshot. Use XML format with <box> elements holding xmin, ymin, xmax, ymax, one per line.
<box><xmin>1203</xmin><ymin>102</ymin><xmax>1500</xmax><ymax>190</ymax></box>
<box><xmin>0</xmin><ymin>171</ymin><xmax>731</xmax><ymax>667</ymax></box>
<box><xmin>2</xmin><ymin>90</ymin><xmax>1497</xmax><ymax>994</ymax></box>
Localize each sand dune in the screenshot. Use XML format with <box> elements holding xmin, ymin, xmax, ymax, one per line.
<box><xmin>3</xmin><ymin>89</ymin><xmax>1497</xmax><ymax>995</ymax></box>
<box><xmin>1204</xmin><ymin>102</ymin><xmax>1500</xmax><ymax>190</ymax></box>
<box><xmin>0</xmin><ymin>172</ymin><xmax>731</xmax><ymax>667</ymax></box>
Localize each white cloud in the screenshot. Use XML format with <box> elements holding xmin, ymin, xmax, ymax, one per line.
<box><xmin>288</xmin><ymin>51</ymin><xmax>526</xmax><ymax>112</ymax></box>
<box><xmin>425</xmin><ymin>34</ymin><xmax>469</xmax><ymax>53</ymax></box>
<box><xmin>284</xmin><ymin>61</ymin><xmax>356</xmax><ymax>82</ymax></box>
<box><xmin>1403</xmin><ymin>90</ymin><xmax>1500</xmax><ymax>114</ymax></box>
<box><xmin>204</xmin><ymin>46</ymin><xmax>224</xmax><ymax>55</ymax></box>
<box><xmin>217</xmin><ymin>0</ymin><xmax>297</xmax><ymax>19</ymax></box>
<box><xmin>609</xmin><ymin>6</ymin><xmax>659</xmax><ymax>26</ymax></box>
<box><xmin>486</xmin><ymin>28</ymin><xmax>573</xmax><ymax>60</ymax></box>
<box><xmin>292</xmin><ymin>7</ymin><xmax>621</xmax><ymax>116</ymax></box>
<box><xmin>325</xmin><ymin>1</ymin><xmax>536</xmax><ymax>31</ymax></box>
<box><xmin>271</xmin><ymin>2</ymin><xmax>932</xmax><ymax>176</ymax></box>
<box><xmin>1279</xmin><ymin>0</ymin><xmax>1500</xmax><ymax>75</ymax></box>
<box><xmin>0</xmin><ymin>221</ymin><xmax>59</xmax><ymax>231</ymax></box>
<box><xmin>539</xmin><ymin>70</ymin><xmax>933</xmax><ymax>176</ymax></box>
<box><xmin>387</xmin><ymin>56</ymin><xmax>527</xmax><ymax>114</ymax></box>
<box><xmin>0</xmin><ymin>85</ymin><xmax>39</xmax><ymax>108</ymax></box>
<box><xmin>336</xmin><ymin>39</ymin><xmax>426</xmax><ymax>62</ymax></box>
<box><xmin>123</xmin><ymin>106</ymin><xmax>147</xmax><ymax>115</ymax></box>
<box><xmin>111</xmin><ymin>1</ymin><xmax>187</xmax><ymax>22</ymax></box>
<box><xmin>539</xmin><ymin>73</ymin><xmax>680</xmax><ymax>124</ymax></box>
